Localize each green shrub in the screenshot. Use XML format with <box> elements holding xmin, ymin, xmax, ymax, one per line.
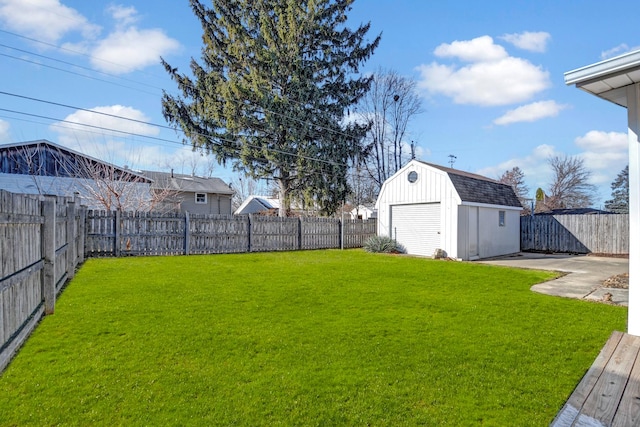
<box><xmin>363</xmin><ymin>235</ymin><xmax>403</xmax><ymax>253</ymax></box>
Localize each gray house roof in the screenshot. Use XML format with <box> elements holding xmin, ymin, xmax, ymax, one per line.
<box><xmin>0</xmin><ymin>139</ymin><xmax>150</xmax><ymax>182</ymax></box>
<box><xmin>142</xmin><ymin>170</ymin><xmax>234</xmax><ymax>195</ymax></box>
<box><xmin>234</xmin><ymin>195</ymin><xmax>279</xmax><ymax>215</ymax></box>
<box><xmin>421</xmin><ymin>161</ymin><xmax>522</xmax><ymax>208</ymax></box>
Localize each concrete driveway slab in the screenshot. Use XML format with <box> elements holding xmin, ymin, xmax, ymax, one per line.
<box><xmin>477</xmin><ymin>252</ymin><xmax>629</xmax><ymax>306</ymax></box>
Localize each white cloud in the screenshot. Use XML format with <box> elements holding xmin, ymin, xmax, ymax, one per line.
<box><xmin>55</xmin><ymin>105</ymin><xmax>159</xmax><ymax>138</ymax></box>
<box><xmin>0</xmin><ymin>2</ymin><xmax>180</xmax><ymax>74</ymax></box>
<box><xmin>417</xmin><ymin>36</ymin><xmax>550</xmax><ymax>106</ymax></box>
<box><xmin>107</xmin><ymin>4</ymin><xmax>138</xmax><ymax>28</ymax></box>
<box><xmin>477</xmin><ymin>144</ymin><xmax>559</xmax><ymax>194</ymax></box>
<box><xmin>51</xmin><ymin>105</ymin><xmax>163</xmax><ymax>168</ymax></box>
<box><xmin>0</xmin><ymin>0</ymin><xmax>100</xmax><ymax>43</ymax></box>
<box><xmin>600</xmin><ymin>44</ymin><xmax>640</xmax><ymax>60</ymax></box>
<box><xmin>91</xmin><ymin>27</ymin><xmax>180</xmax><ymax>74</ymax></box>
<box><xmin>575</xmin><ymin>130</ymin><xmax>627</xmax><ymax>152</ymax></box>
<box><xmin>601</xmin><ymin>44</ymin><xmax>629</xmax><ymax>59</ymax></box>
<box><xmin>574</xmin><ymin>131</ymin><xmax>628</xmax><ymax>184</ymax></box>
<box><xmin>493</xmin><ymin>100</ymin><xmax>568</xmax><ymax>125</ymax></box>
<box><xmin>88</xmin><ymin>5</ymin><xmax>181</xmax><ymax>74</ymax></box>
<box><xmin>477</xmin><ymin>130</ymin><xmax>628</xmax><ymax>204</ymax></box>
<box><xmin>500</xmin><ymin>31</ymin><xmax>551</xmax><ymax>53</ymax></box>
<box><xmin>433</xmin><ymin>35</ymin><xmax>507</xmax><ymax>62</ymax></box>
<box><xmin>0</xmin><ymin>119</ymin><xmax>10</xmax><ymax>142</ymax></box>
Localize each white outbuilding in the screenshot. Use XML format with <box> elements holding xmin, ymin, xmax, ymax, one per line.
<box><xmin>375</xmin><ymin>160</ymin><xmax>523</xmax><ymax>260</ymax></box>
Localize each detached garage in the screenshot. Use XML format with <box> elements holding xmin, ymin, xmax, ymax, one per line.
<box><xmin>376</xmin><ymin>160</ymin><xmax>522</xmax><ymax>260</ymax></box>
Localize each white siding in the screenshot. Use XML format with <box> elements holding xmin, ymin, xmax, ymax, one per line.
<box><xmin>376</xmin><ymin>161</ymin><xmax>461</xmax><ymax>258</ymax></box>
<box><xmin>478</xmin><ymin>207</ymin><xmax>520</xmax><ymax>258</ymax></box>
<box><xmin>391</xmin><ymin>203</ymin><xmax>441</xmax><ymax>256</ymax></box>
<box><xmin>377</xmin><ymin>160</ymin><xmax>521</xmax><ymax>260</ymax></box>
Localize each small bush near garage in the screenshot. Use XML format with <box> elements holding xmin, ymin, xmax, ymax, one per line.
<box><xmin>363</xmin><ymin>235</ymin><xmax>403</xmax><ymax>253</ymax></box>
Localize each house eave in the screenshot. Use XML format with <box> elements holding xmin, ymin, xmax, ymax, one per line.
<box><xmin>565</xmin><ymin>50</ymin><xmax>640</xmax><ymax>108</ymax></box>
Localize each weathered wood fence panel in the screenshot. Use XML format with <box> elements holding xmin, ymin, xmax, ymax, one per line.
<box><xmin>301</xmin><ymin>217</ymin><xmax>339</xmax><ymax>250</ymax></box>
<box><xmin>343</xmin><ymin>219</ymin><xmax>377</xmax><ymax>249</ymax></box>
<box><xmin>0</xmin><ymin>191</ymin><xmax>84</xmax><ymax>372</ymax></box>
<box><xmin>250</xmin><ymin>216</ymin><xmax>299</xmax><ymax>252</ymax></box>
<box><xmin>521</xmin><ymin>214</ymin><xmax>629</xmax><ymax>254</ymax></box>
<box><xmin>85</xmin><ymin>212</ymin><xmax>377</xmax><ymax>257</ymax></box>
<box><xmin>189</xmin><ymin>214</ymin><xmax>249</xmax><ymax>255</ymax></box>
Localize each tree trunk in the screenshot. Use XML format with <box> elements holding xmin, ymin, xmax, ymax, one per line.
<box><xmin>276</xmin><ymin>177</ymin><xmax>291</xmax><ymax>217</ymax></box>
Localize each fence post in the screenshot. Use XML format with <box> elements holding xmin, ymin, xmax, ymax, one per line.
<box><xmin>66</xmin><ymin>199</ymin><xmax>76</xmax><ymax>279</ymax></box>
<box><xmin>78</xmin><ymin>206</ymin><xmax>86</xmax><ymax>263</ymax></box>
<box><xmin>247</xmin><ymin>214</ymin><xmax>252</xmax><ymax>252</ymax></box>
<box><xmin>184</xmin><ymin>211</ymin><xmax>191</xmax><ymax>255</ymax></box>
<box><xmin>41</xmin><ymin>196</ymin><xmax>56</xmax><ymax>315</ymax></box>
<box><xmin>298</xmin><ymin>217</ymin><xmax>303</xmax><ymax>250</ymax></box>
<box><xmin>114</xmin><ymin>209</ymin><xmax>121</xmax><ymax>257</ymax></box>
<box><xmin>339</xmin><ymin>218</ymin><xmax>344</xmax><ymax>250</ymax></box>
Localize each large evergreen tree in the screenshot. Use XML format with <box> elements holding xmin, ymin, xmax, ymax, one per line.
<box><xmin>161</xmin><ymin>0</ymin><xmax>380</xmax><ymax>216</ymax></box>
<box><xmin>604</xmin><ymin>165</ymin><xmax>629</xmax><ymax>213</ymax></box>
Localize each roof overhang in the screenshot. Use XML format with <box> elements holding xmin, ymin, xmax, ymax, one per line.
<box><xmin>564</xmin><ymin>49</ymin><xmax>640</xmax><ymax>107</ymax></box>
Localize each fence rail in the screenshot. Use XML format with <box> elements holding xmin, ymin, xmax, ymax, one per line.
<box><xmin>0</xmin><ymin>190</ymin><xmax>84</xmax><ymax>372</ymax></box>
<box><xmin>521</xmin><ymin>214</ymin><xmax>629</xmax><ymax>254</ymax></box>
<box><xmin>85</xmin><ymin>211</ymin><xmax>376</xmax><ymax>257</ymax></box>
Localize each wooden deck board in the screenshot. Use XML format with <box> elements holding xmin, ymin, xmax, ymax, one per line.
<box><xmin>551</xmin><ymin>331</ymin><xmax>640</xmax><ymax>427</ymax></box>
<box><xmin>612</xmin><ymin>349</ymin><xmax>640</xmax><ymax>426</ymax></box>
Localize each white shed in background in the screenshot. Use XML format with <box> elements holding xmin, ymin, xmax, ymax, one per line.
<box><xmin>375</xmin><ymin>160</ymin><xmax>522</xmax><ymax>260</ymax></box>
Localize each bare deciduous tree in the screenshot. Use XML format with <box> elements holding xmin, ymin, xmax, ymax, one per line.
<box><xmin>66</xmin><ymin>156</ymin><xmax>178</xmax><ymax>212</ymax></box>
<box><xmin>358</xmin><ymin>69</ymin><xmax>422</xmax><ymax>190</ymax></box>
<box><xmin>348</xmin><ymin>165</ymin><xmax>378</xmax><ymax>212</ymax></box>
<box><xmin>3</xmin><ymin>142</ymin><xmax>178</xmax><ymax>212</ymax></box>
<box><xmin>546</xmin><ymin>155</ymin><xmax>596</xmax><ymax>209</ymax></box>
<box><xmin>498</xmin><ymin>166</ymin><xmax>530</xmax><ymax>214</ymax></box>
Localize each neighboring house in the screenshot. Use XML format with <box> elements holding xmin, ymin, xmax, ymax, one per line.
<box><xmin>376</xmin><ymin>160</ymin><xmax>523</xmax><ymax>260</ymax></box>
<box><xmin>0</xmin><ymin>139</ymin><xmax>152</xmax><ymax>210</ymax></box>
<box><xmin>350</xmin><ymin>204</ymin><xmax>377</xmax><ymax>220</ymax></box>
<box><xmin>234</xmin><ymin>195</ymin><xmax>280</xmax><ymax>215</ymax></box>
<box><xmin>142</xmin><ymin>170</ymin><xmax>234</xmax><ymax>215</ymax></box>
<box><xmin>234</xmin><ymin>195</ymin><xmax>318</xmax><ymax>216</ymax></box>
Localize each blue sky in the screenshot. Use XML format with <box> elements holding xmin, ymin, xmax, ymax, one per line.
<box><xmin>0</xmin><ymin>0</ymin><xmax>638</xmax><ymax>205</ymax></box>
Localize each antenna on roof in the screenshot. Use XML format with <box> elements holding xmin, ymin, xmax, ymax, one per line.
<box><xmin>448</xmin><ymin>154</ymin><xmax>457</xmax><ymax>168</ymax></box>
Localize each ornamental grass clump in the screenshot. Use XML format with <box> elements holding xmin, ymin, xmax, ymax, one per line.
<box><xmin>363</xmin><ymin>235</ymin><xmax>403</xmax><ymax>253</ymax></box>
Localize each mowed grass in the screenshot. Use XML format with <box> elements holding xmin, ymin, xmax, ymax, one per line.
<box><xmin>0</xmin><ymin>250</ymin><xmax>627</xmax><ymax>426</ymax></box>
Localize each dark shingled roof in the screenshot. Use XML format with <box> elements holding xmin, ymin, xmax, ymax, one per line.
<box><xmin>419</xmin><ymin>161</ymin><xmax>522</xmax><ymax>208</ymax></box>
<box><xmin>142</xmin><ymin>170</ymin><xmax>234</xmax><ymax>195</ymax></box>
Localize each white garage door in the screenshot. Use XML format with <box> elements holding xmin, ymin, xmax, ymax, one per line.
<box><xmin>391</xmin><ymin>203</ymin><xmax>441</xmax><ymax>256</ymax></box>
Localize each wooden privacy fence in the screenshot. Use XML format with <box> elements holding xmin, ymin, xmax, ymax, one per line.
<box><xmin>85</xmin><ymin>211</ymin><xmax>377</xmax><ymax>257</ymax></box>
<box><xmin>521</xmin><ymin>214</ymin><xmax>629</xmax><ymax>254</ymax></box>
<box><xmin>0</xmin><ymin>190</ymin><xmax>85</xmax><ymax>372</ymax></box>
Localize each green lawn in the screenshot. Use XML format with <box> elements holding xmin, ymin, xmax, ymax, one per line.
<box><xmin>0</xmin><ymin>250</ymin><xmax>627</xmax><ymax>426</ymax></box>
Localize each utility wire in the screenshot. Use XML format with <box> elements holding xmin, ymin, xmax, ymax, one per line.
<box><xmin>0</xmin><ymin>53</ymin><xmax>160</xmax><ymax>96</ymax></box>
<box><xmin>0</xmin><ymin>107</ymin><xmax>347</xmax><ymax>168</ymax></box>
<box><xmin>0</xmin><ymin>43</ymin><xmax>164</xmax><ymax>92</ymax></box>
<box><xmin>0</xmin><ymin>29</ymin><xmax>168</xmax><ymax>84</ymax></box>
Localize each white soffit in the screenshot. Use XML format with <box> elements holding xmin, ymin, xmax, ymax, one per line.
<box><xmin>564</xmin><ymin>50</ymin><xmax>640</xmax><ymax>107</ymax></box>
